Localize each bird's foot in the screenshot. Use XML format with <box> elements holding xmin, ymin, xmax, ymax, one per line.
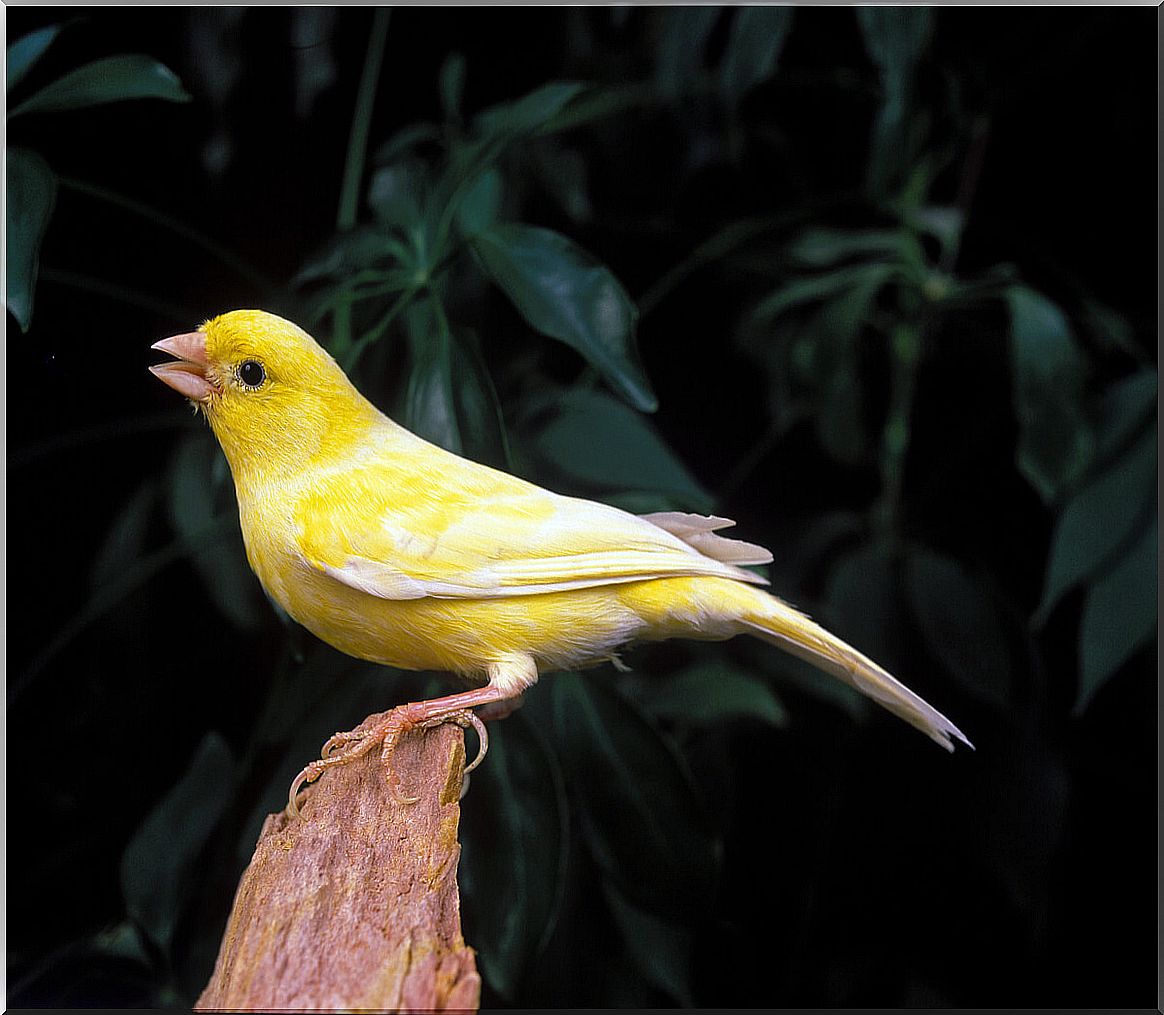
<box><xmin>287</xmin><ymin>701</ymin><xmax>490</xmax><ymax>818</ymax></box>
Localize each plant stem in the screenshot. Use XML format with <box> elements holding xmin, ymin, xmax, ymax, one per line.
<box><xmin>333</xmin><ymin>7</ymin><xmax>391</xmax><ymax>353</ymax></box>
<box><xmin>873</xmin><ymin>323</ymin><xmax>921</xmax><ymax>538</ymax></box>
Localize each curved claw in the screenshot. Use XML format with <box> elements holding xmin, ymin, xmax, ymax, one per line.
<box><xmin>461</xmin><ymin>710</ymin><xmax>489</xmax><ymax>775</ymax></box>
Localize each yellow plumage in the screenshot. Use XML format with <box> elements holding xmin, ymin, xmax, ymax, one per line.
<box><xmin>150</xmin><ymin>309</ymin><xmax>970</xmax><ymax>808</ymax></box>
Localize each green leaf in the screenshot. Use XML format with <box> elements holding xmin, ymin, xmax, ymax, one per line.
<box><xmin>450</xmin><ymin>329</ymin><xmax>511</xmax><ymax>468</ymax></box>
<box><xmin>1036</xmin><ymin>428</ymin><xmax>1156</xmax><ymax>622</ymax></box>
<box><xmin>120</xmin><ymin>732</ymin><xmax>235</xmax><ymax>953</ymax></box>
<box><xmin>752</xmin><ymin>262</ymin><xmax>895</xmax><ymax>325</ymax></box>
<box><xmin>857</xmin><ymin>7</ymin><xmax>933</xmax><ymax>89</ymax></box>
<box><xmin>439</xmin><ymin>51</ymin><xmax>466</xmax><ymax>122</ymax></box>
<box><xmin>459</xmin><ymin>707</ymin><xmax>567</xmax><ymax>1000</ymax></box>
<box><xmin>372</xmin><ymin>121</ymin><xmax>441</xmax><ymax>165</ymax></box>
<box><xmin>857</xmin><ymin>8</ymin><xmax>933</xmax><ymax>196</ymax></box>
<box><xmin>907</xmin><ymin>206</ymin><xmax>964</xmax><ymax>265</ymax></box>
<box><xmin>404</xmin><ymin>302</ymin><xmax>461</xmax><ymax>453</ymax></box>
<box><xmin>10</xmin><ymin>54</ymin><xmax>191</xmax><ymax>116</ymax></box>
<box><xmin>603</xmin><ymin>882</ymin><xmax>695</xmax><ymax>1005</ymax></box>
<box><xmin>638</xmin><ymin>660</ymin><xmax>788</xmax><ymax>729</ymax></box>
<box><xmin>1093</xmin><ymin>369</ymin><xmax>1157</xmax><ymax>464</ymax></box>
<box><xmin>904</xmin><ymin>548</ymin><xmax>1012</xmax><ymax>707</ymax></box>
<box><xmin>1077</xmin><ymin>516</ymin><xmax>1157</xmax><ymax>713</ymax></box>
<box><xmin>472</xmin><ymin>223</ymin><xmax>655</xmax><ymax>411</ymax></box>
<box><xmin>652</xmin><ymin>7</ymin><xmax>720</xmax><ymax>101</ymax></box>
<box><xmin>367</xmin><ymin>159</ymin><xmax>428</xmax><ymax>231</ymax></box>
<box><xmin>1005</xmin><ymin>286</ymin><xmax>1094</xmax><ymax>503</ymax></box>
<box><xmin>455</xmin><ymin>167</ymin><xmax>501</xmax><ymax>238</ymax></box>
<box><xmin>403</xmin><ymin>302</ymin><xmax>510</xmax><ymax>466</ymax></box>
<box><xmin>550</xmin><ymin>672</ymin><xmax>719</xmax><ymax>922</ymax></box>
<box><xmin>6</xmin><ymin>147</ymin><xmax>57</xmax><ymax>331</ymax></box>
<box><xmin>295</xmin><ymin>226</ymin><xmax>414</xmax><ymax>285</ymax></box>
<box><xmin>7</xmin><ymin>24</ymin><xmax>62</xmax><ymax>91</ymax></box>
<box><xmin>532</xmin><ymin>388</ymin><xmax>713</xmax><ymax>512</ymax></box>
<box><xmin>529</xmin><ymin>139</ymin><xmax>592</xmax><ymax>223</ymax></box>
<box><xmin>787</xmin><ymin>227</ymin><xmax>918</xmax><ymax>270</ymax></box>
<box><xmin>719</xmin><ymin>6</ymin><xmax>793</xmax><ymax>104</ymax></box>
<box><xmin>167</xmin><ymin>433</ymin><xmax>263</xmax><ymax>630</ymax></box>
<box><xmin>823</xmin><ymin>541</ymin><xmax>902</xmax><ymax>676</ymax></box>
<box><xmin>473</xmin><ymin>81</ymin><xmax>584</xmax><ymax>140</ymax></box>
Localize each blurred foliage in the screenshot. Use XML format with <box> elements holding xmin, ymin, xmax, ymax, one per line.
<box><xmin>6</xmin><ymin>8</ymin><xmax>1156</xmax><ymax>1009</ymax></box>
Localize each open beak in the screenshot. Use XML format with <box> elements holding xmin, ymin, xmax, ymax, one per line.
<box><xmin>150</xmin><ymin>331</ymin><xmax>217</xmax><ymax>402</ymax></box>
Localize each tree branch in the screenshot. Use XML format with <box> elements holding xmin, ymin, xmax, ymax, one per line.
<box><xmin>196</xmin><ymin>723</ymin><xmax>481</xmax><ymax>1012</ymax></box>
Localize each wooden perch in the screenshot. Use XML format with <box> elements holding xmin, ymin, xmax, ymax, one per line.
<box><xmin>197</xmin><ymin>723</ymin><xmax>481</xmax><ymax>1012</ymax></box>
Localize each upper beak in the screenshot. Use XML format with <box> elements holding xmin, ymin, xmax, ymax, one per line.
<box><xmin>150</xmin><ymin>331</ymin><xmax>217</xmax><ymax>402</ymax></box>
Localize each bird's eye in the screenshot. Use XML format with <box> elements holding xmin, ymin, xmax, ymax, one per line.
<box><xmin>238</xmin><ymin>360</ymin><xmax>266</xmax><ymax>388</ymax></box>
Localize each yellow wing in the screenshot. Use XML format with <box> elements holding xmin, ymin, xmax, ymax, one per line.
<box><xmin>293</xmin><ymin>437</ymin><xmax>771</xmax><ymax>601</ymax></box>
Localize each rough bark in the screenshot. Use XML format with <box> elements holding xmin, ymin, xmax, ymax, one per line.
<box><xmin>196</xmin><ymin>723</ymin><xmax>481</xmax><ymax>1012</ymax></box>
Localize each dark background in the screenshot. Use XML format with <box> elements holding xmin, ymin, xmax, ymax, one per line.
<box><xmin>7</xmin><ymin>7</ymin><xmax>1158</xmax><ymax>1009</ymax></box>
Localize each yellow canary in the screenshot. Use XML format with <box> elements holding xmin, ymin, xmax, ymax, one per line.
<box><xmin>151</xmin><ymin>309</ymin><xmax>970</xmax><ymax>810</ymax></box>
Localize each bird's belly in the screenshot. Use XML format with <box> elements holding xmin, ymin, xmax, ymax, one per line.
<box><xmin>276</xmin><ymin>562</ymin><xmax>654</xmax><ymax>677</ymax></box>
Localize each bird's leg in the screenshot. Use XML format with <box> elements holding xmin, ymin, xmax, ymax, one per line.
<box><xmin>287</xmin><ymin>657</ymin><xmax>538</xmax><ymax>817</ymax></box>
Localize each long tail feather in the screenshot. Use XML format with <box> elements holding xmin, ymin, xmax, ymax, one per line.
<box><xmin>739</xmin><ymin>588</ymin><xmax>973</xmax><ymax>752</ymax></box>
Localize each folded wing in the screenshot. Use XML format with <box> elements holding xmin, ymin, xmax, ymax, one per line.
<box><xmin>295</xmin><ymin>451</ymin><xmax>771</xmax><ymax>601</ymax></box>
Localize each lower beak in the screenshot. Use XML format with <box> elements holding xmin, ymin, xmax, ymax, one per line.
<box><xmin>150</xmin><ymin>331</ymin><xmax>217</xmax><ymax>402</ymax></box>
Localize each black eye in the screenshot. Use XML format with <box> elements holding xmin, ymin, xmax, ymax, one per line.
<box><xmin>238</xmin><ymin>360</ymin><xmax>265</xmax><ymax>388</ymax></box>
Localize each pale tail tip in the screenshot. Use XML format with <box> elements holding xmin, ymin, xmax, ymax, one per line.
<box><xmin>936</xmin><ymin>723</ymin><xmax>975</xmax><ymax>753</ymax></box>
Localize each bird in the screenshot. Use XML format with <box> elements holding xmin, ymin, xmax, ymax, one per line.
<box><xmin>150</xmin><ymin>309</ymin><xmax>972</xmax><ymax>813</ymax></box>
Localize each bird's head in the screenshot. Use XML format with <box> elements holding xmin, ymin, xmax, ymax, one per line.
<box><xmin>151</xmin><ymin>309</ymin><xmax>380</xmax><ymax>483</ymax></box>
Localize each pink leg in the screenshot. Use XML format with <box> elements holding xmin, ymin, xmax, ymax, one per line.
<box><xmin>288</xmin><ymin>680</ymin><xmax>520</xmax><ymax>817</ymax></box>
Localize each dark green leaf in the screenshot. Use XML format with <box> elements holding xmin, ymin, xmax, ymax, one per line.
<box><xmin>473</xmin><ymin>81</ymin><xmax>584</xmax><ymax>140</ymax></box>
<box><xmin>439</xmin><ymin>51</ymin><xmax>466</xmax><ymax>122</ymax></box>
<box><xmin>857</xmin><ymin>7</ymin><xmax>933</xmax><ymax>89</ymax></box>
<box><xmin>719</xmin><ymin>6</ymin><xmax>793</xmax><ymax>104</ymax></box>
<box><xmin>1078</xmin><ymin>516</ymin><xmax>1157</xmax><ymax>713</ymax></box>
<box><xmin>11</xmin><ymin>54</ymin><xmax>191</xmax><ymax>116</ymax></box>
<box><xmin>529</xmin><ymin>139</ymin><xmax>592</xmax><ymax>223</ymax></box>
<box><xmin>639</xmin><ymin>660</ymin><xmax>788</xmax><ymax>729</ymax></box>
<box><xmin>167</xmin><ymin>433</ymin><xmax>263</xmax><ymax>630</ymax></box>
<box><xmin>1082</xmin><ymin>298</ymin><xmax>1143</xmax><ymax>359</ymax></box>
<box><xmin>459</xmin><ymin>706</ymin><xmax>567</xmax><ymax>1000</ymax></box>
<box><xmin>455</xmin><ymin>167</ymin><xmax>501</xmax><ymax>238</ymax></box>
<box><xmin>550</xmin><ymin>672</ymin><xmax>719</xmax><ymax>922</ymax></box>
<box><xmin>1036</xmin><ymin>427</ymin><xmax>1156</xmax><ymax>622</ymax></box>
<box><xmin>1094</xmin><ymin>369</ymin><xmax>1157</xmax><ymax>464</ymax></box>
<box><xmin>907</xmin><ymin>206</ymin><xmax>963</xmax><ymax>265</ymax></box>
<box><xmin>603</xmin><ymin>882</ymin><xmax>695</xmax><ymax>1005</ymax></box>
<box><xmin>752</xmin><ymin>262</ymin><xmax>895</xmax><ymax>325</ymax></box>
<box><xmin>120</xmin><ymin>733</ymin><xmax>235</xmax><ymax>953</ymax></box>
<box><xmin>294</xmin><ymin>226</ymin><xmax>414</xmax><ymax>285</ymax></box>
<box><xmin>472</xmin><ymin>223</ymin><xmax>655</xmax><ymax>411</ymax></box>
<box><xmin>532</xmin><ymin>388</ymin><xmax>713</xmax><ymax>511</ymax></box>
<box><xmin>449</xmin><ymin>328</ymin><xmax>511</xmax><ymax>468</ymax></box>
<box><xmin>904</xmin><ymin>548</ymin><xmax>1012</xmax><ymax>707</ymax></box>
<box><xmin>372</xmin><ymin>121</ymin><xmax>441</xmax><ymax>165</ymax></box>
<box><xmin>857</xmin><ymin>8</ymin><xmax>933</xmax><ymax>196</ymax></box>
<box><xmin>652</xmin><ymin>7</ymin><xmax>720</xmax><ymax>101</ymax></box>
<box><xmin>823</xmin><ymin>541</ymin><xmax>902</xmax><ymax>677</ymax></box>
<box><xmin>1006</xmin><ymin>286</ymin><xmax>1094</xmax><ymax>502</ymax></box>
<box><xmin>6</xmin><ymin>147</ymin><xmax>57</xmax><ymax>331</ymax></box>
<box><xmin>367</xmin><ymin>160</ymin><xmax>428</xmax><ymax>230</ymax></box>
<box><xmin>787</xmin><ymin>227</ymin><xmax>919</xmax><ymax>270</ymax></box>
<box><xmin>404</xmin><ymin>301</ymin><xmax>460</xmax><ymax>452</ymax></box>
<box><xmin>7</xmin><ymin>24</ymin><xmax>61</xmax><ymax>91</ymax></box>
